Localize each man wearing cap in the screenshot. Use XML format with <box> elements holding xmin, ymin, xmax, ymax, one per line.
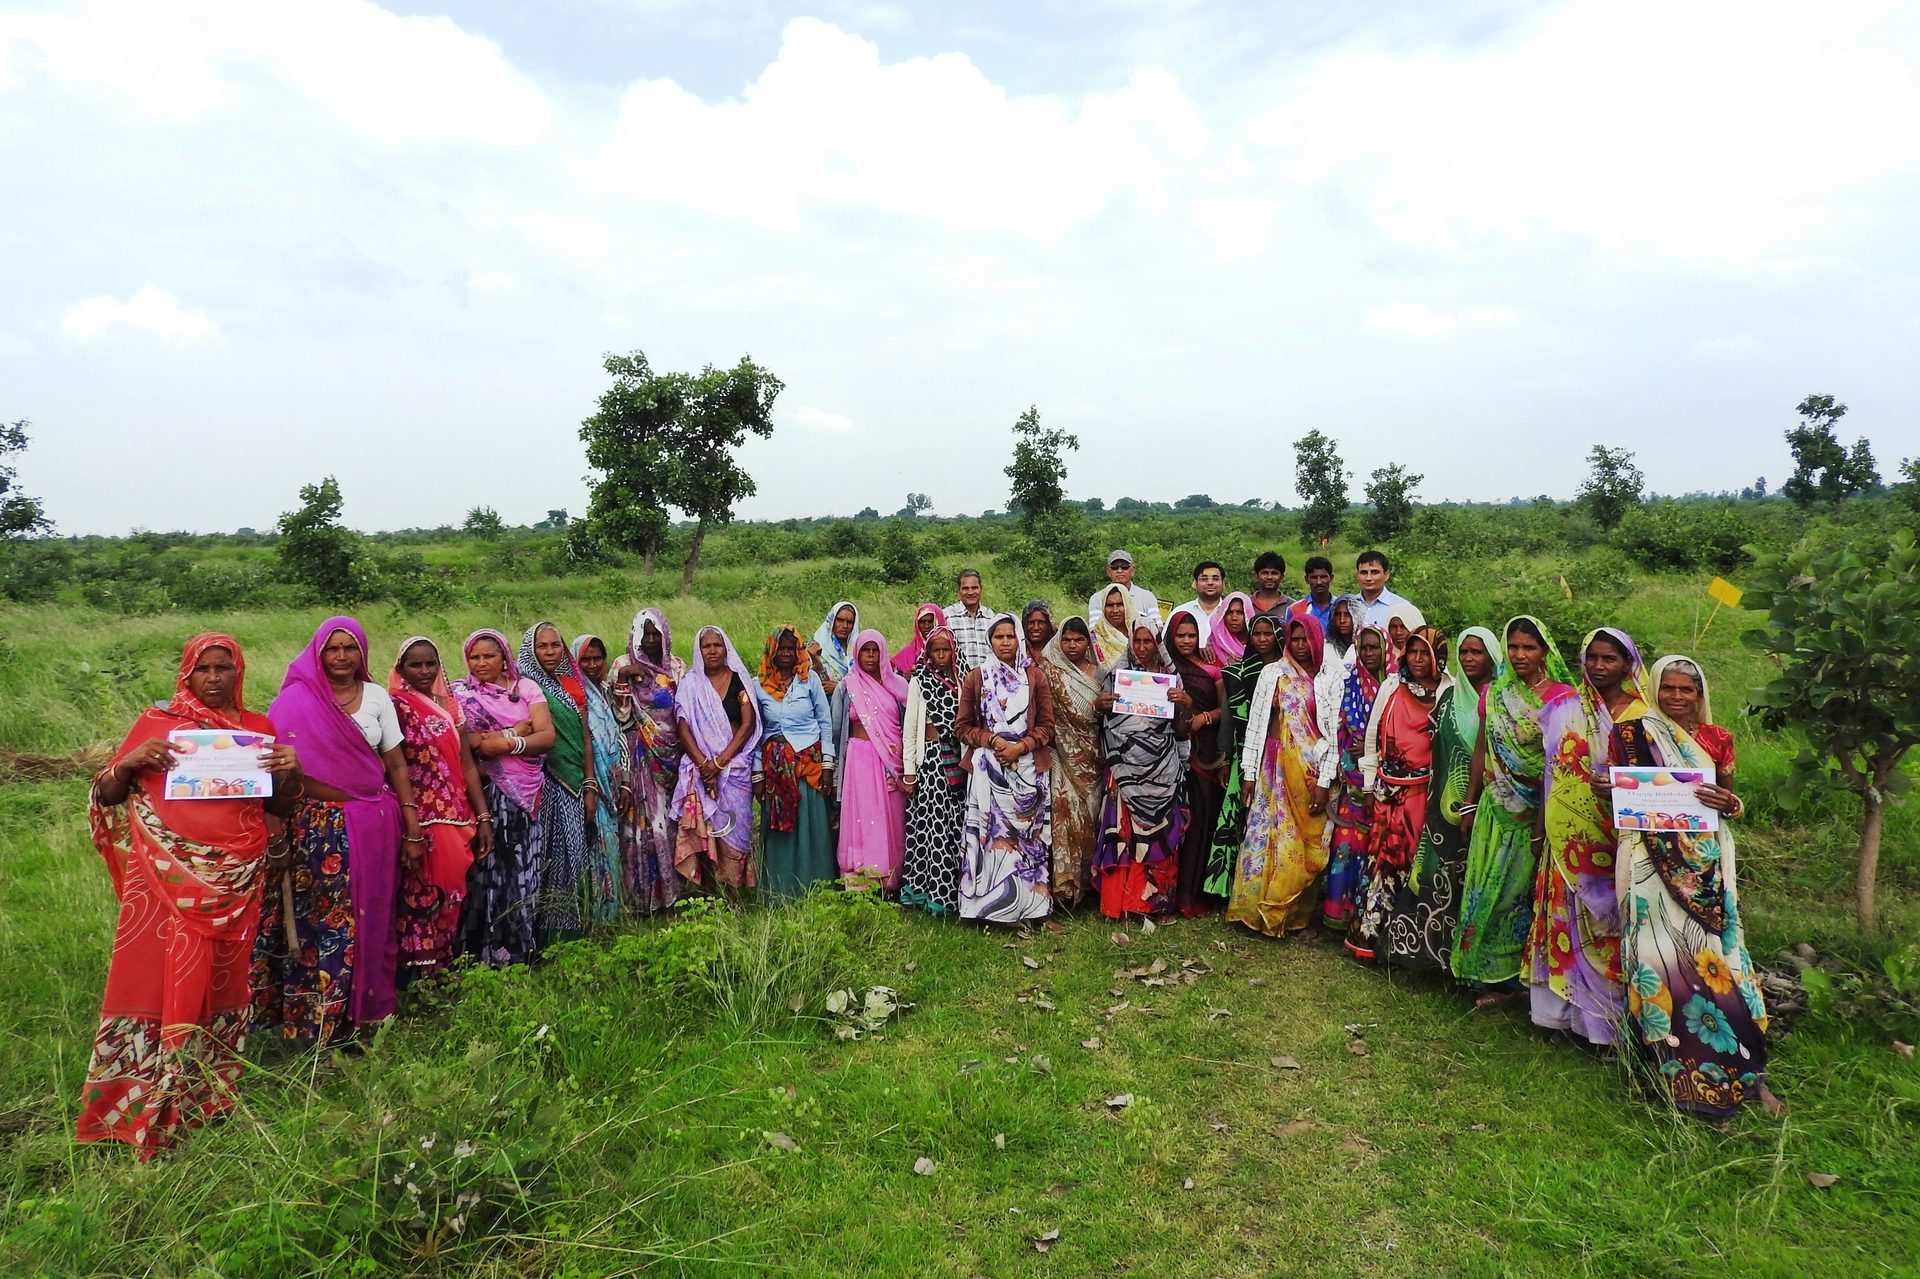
<box><xmin>1087</xmin><ymin>550</ymin><xmax>1161</xmax><ymax>632</ymax></box>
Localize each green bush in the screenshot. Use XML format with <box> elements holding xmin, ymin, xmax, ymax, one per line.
<box><xmin>1611</xmin><ymin>501</ymin><xmax>1754</xmax><ymax>573</ymax></box>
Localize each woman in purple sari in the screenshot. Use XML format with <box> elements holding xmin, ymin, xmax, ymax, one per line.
<box><xmin>252</xmin><ymin>617</ymin><xmax>419</xmax><ymax>1046</ymax></box>
<box><xmin>673</xmin><ymin>625</ymin><xmax>761</xmax><ymax>899</ymax></box>
<box><xmin>956</xmin><ymin>615</ymin><xmax>1055</xmax><ymax>923</ymax></box>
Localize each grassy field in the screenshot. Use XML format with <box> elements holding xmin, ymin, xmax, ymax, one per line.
<box><xmin>2</xmin><ymin>547</ymin><xmax>1917</xmax><ymax>1276</ymax></box>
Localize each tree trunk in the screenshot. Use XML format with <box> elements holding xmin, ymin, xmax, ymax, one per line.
<box><xmin>643</xmin><ymin>542</ymin><xmax>656</xmax><ymax>578</ymax></box>
<box><xmin>679</xmin><ymin>519</ymin><xmax>706</xmax><ymax>596</ymax></box>
<box><xmin>1857</xmin><ymin>793</ymin><xmax>1884</xmax><ymax>934</ymax></box>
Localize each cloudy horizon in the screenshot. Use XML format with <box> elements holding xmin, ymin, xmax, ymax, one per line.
<box><xmin>4</xmin><ymin>0</ymin><xmax>1917</xmax><ymax>535</ymax></box>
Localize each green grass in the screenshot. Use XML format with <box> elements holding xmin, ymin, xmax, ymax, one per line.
<box><xmin>2</xmin><ymin>554</ymin><xmax>1917</xmax><ymax>1276</ymax></box>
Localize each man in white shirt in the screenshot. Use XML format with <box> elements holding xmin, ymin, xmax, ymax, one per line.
<box><xmin>1174</xmin><ymin>560</ymin><xmax>1229</xmax><ymax>630</ymax></box>
<box><xmin>1354</xmin><ymin>549</ymin><xmax>1413</xmax><ymax>630</ymax></box>
<box><xmin>1088</xmin><ymin>549</ymin><xmax>1161</xmax><ymax>631</ymax></box>
<box><xmin>944</xmin><ymin>567</ymin><xmax>994</xmax><ymax>671</ymax></box>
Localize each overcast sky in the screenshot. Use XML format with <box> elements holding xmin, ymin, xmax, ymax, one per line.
<box><xmin>4</xmin><ymin>0</ymin><xmax>1918</xmax><ymax>534</ymax></box>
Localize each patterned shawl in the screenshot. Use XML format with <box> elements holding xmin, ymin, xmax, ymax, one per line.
<box><xmin>450</xmin><ymin>628</ymin><xmax>545</xmax><ymax>812</ymax></box>
<box><xmin>756</xmin><ymin>623</ymin><xmax>813</xmax><ymax>700</ymax></box>
<box><xmin>1165</xmin><ymin>604</ymin><xmax>1221</xmax><ymax>680</ymax></box>
<box><xmin>811</xmin><ymin>600</ymin><xmax>861</xmax><ymax>682</ymax></box>
<box><xmin>1099</xmin><ymin>621</ymin><xmax>1183</xmax><ymax>832</ymax></box>
<box><xmin>1482</xmin><ymin>614</ymin><xmax>1575</xmax><ymax>812</ymax></box>
<box><xmin>387</xmin><ymin>636</ymin><xmax>470</xmax><ymax>826</ymax></box>
<box><xmin>572</xmin><ymin>633</ymin><xmax>632</xmax><ymax>802</ymax></box>
<box><xmin>1339</xmin><ymin>623</ymin><xmax>1392</xmax><ymax>784</ymax></box>
<box><xmin>1325</xmin><ymin>594</ymin><xmax>1363</xmax><ymax>661</ymax></box>
<box><xmin>913</xmin><ymin>625</ymin><xmax>965</xmax><ymax>787</ymax></box>
<box><xmin>1090</xmin><ymin>584</ymin><xmax>1138</xmax><ymax>669</ymax></box>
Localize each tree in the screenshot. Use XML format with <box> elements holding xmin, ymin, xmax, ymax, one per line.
<box><xmin>1361</xmin><ymin>463</ymin><xmax>1423</xmax><ymax>542</ymax></box>
<box><xmin>1576</xmin><ymin>445</ymin><xmax>1643</xmax><ymax>530</ymax></box>
<box><xmin>1004</xmin><ymin>405</ymin><xmax>1079</xmax><ymax>530</ymax></box>
<box><xmin>1</xmin><ymin>419</ymin><xmax>51</xmax><ymax>539</ymax></box>
<box><xmin>534</xmin><ymin>508</ymin><xmax>569</xmax><ymax>529</ymax></box>
<box><xmin>277</xmin><ymin>476</ymin><xmax>364</xmax><ymax>603</ymax></box>
<box><xmin>1783</xmin><ymin>394</ymin><xmax>1880</xmax><ymax>506</ymax></box>
<box><xmin>1895</xmin><ymin>458</ymin><xmax>1920</xmax><ymax>512</ymax></box>
<box><xmin>580</xmin><ymin>349</ymin><xmax>784</xmax><ymax>592</ymax></box>
<box><xmin>855</xmin><ymin>506</ymin><xmax>880</xmax><ymax>520</ymax></box>
<box><xmin>1174</xmin><ymin>493</ymin><xmax>1216</xmax><ymax>510</ymax></box>
<box><xmin>1081</xmin><ymin>496</ymin><xmax>1106</xmax><ymax>513</ymax></box>
<box><xmin>1745</xmin><ymin>527</ymin><xmax>1920</xmax><ymax>933</ymax></box>
<box><xmin>873</xmin><ymin>519</ymin><xmax>927</xmax><ymax>583</ymax></box>
<box><xmin>463</xmin><ymin>505</ymin><xmax>505</xmax><ymax>540</ymax></box>
<box><xmin>1113</xmin><ymin>496</ymin><xmax>1149</xmax><ymax>512</ymax></box>
<box><xmin>904</xmin><ymin>492</ymin><xmax>932</xmax><ymax>516</ymax></box>
<box><xmin>1293</xmin><ymin>430</ymin><xmax>1347</xmax><ymax>546</ymax></box>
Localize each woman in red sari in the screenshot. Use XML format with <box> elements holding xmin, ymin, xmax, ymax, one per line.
<box><xmin>389</xmin><ymin>637</ymin><xmax>492</xmax><ymax>979</ymax></box>
<box><xmin>80</xmin><ymin>632</ymin><xmax>303</xmax><ymax>1159</ymax></box>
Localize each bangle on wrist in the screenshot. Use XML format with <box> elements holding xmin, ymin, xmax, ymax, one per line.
<box><xmin>476</xmin><ymin>815</ymin><xmax>493</xmax><ymax>824</ymax></box>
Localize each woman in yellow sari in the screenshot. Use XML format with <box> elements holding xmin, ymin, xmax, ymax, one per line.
<box><xmin>1228</xmin><ymin>615</ymin><xmax>1331</xmax><ymax>935</ymax></box>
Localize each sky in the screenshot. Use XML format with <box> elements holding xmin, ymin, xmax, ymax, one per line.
<box><xmin>3</xmin><ymin>0</ymin><xmax>1918</xmax><ymax>534</ymax></box>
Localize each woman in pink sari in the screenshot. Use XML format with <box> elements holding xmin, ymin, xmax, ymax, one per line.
<box><xmin>892</xmin><ymin>602</ymin><xmax>944</xmax><ymax>678</ymax></box>
<box><xmin>833</xmin><ymin>628</ymin><xmax>909</xmax><ymax>890</ymax></box>
<box><xmin>388</xmin><ymin>637</ymin><xmax>491</xmax><ymax>979</ymax></box>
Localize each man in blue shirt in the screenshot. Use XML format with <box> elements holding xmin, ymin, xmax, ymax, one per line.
<box><xmin>1354</xmin><ymin>549</ymin><xmax>1413</xmax><ymax>630</ymax></box>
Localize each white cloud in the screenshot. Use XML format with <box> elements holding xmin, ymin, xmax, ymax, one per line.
<box><xmin>791</xmin><ymin>405</ymin><xmax>856</xmax><ymax>432</ymax></box>
<box><xmin>59</xmin><ymin>286</ymin><xmax>222</xmax><ymax>346</ymax></box>
<box><xmin>1364</xmin><ymin>303</ymin><xmax>1517</xmax><ymax>339</ymax></box>
<box><xmin>0</xmin><ymin>0</ymin><xmax>550</xmax><ymax>145</ymax></box>
<box><xmin>584</xmin><ymin>18</ymin><xmax>1207</xmax><ymax>235</ymax></box>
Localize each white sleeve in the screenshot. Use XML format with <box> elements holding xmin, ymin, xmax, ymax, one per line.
<box><xmin>367</xmin><ymin>684</ymin><xmax>403</xmax><ymax>754</ymax></box>
<box><xmin>902</xmin><ymin>679</ymin><xmax>928</xmax><ymax>776</ymax></box>
<box><xmin>1360</xmin><ymin>676</ymin><xmax>1395</xmax><ymax>793</ymax></box>
<box><xmin>1240</xmin><ymin>665</ymin><xmax>1279</xmax><ymax>777</ymax></box>
<box><xmin>1314</xmin><ymin>668</ymin><xmax>1343</xmax><ymax>787</ymax></box>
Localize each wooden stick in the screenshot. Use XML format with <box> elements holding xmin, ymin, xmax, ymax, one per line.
<box><xmin>280</xmin><ymin>870</ymin><xmax>299</xmax><ymax>954</ymax></box>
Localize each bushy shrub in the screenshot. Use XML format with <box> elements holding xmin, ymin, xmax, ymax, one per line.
<box><xmin>873</xmin><ymin>520</ymin><xmax>927</xmax><ymax>584</ymax></box>
<box><xmin>1610</xmin><ymin>501</ymin><xmax>1754</xmax><ymax>573</ymax></box>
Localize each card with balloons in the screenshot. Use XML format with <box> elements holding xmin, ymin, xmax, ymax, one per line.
<box><xmin>1609</xmin><ymin>764</ymin><xmax>1718</xmax><ymax>833</ymax></box>
<box><xmin>164</xmin><ymin>729</ymin><xmax>275</xmax><ymax>800</ymax></box>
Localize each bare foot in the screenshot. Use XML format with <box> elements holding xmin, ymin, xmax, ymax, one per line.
<box><xmin>1474</xmin><ymin>991</ymin><xmax>1518</xmax><ymax>1009</ymax></box>
<box><xmin>1759</xmin><ymin>1084</ymin><xmax>1787</xmax><ymax>1117</ymax></box>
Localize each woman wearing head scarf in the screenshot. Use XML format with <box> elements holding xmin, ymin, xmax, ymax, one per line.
<box><xmin>1166</xmin><ymin>607</ymin><xmax>1228</xmax><ymax>916</ymax></box>
<box><xmin>1368</xmin><ymin>625</ymin><xmax>1498</xmax><ymax>973</ymax></box>
<box><xmin>252</xmin><ymin>617</ymin><xmax>419</xmax><ymax>1045</ymax></box>
<box><xmin>808</xmin><ymin>600</ymin><xmax>861</xmax><ymax>696</ymax></box>
<box><xmin>517</xmin><ymin>622</ymin><xmax>601</xmax><ymax>944</ymax></box>
<box><xmin>752</xmin><ymin>624</ymin><xmax>836</xmax><ymax>899</ymax></box>
<box><xmin>957</xmin><ymin>615</ymin><xmax>1056</xmax><ymax>923</ymax></box>
<box><xmin>1021</xmin><ymin>600</ymin><xmax>1056</xmax><ymax>666</ymax></box>
<box><xmin>1204</xmin><ymin>612</ymin><xmax>1284</xmax><ymax>900</ymax></box>
<box><xmin>1451</xmin><ymin>616</ymin><xmax>1576</xmax><ymax>1000</ymax></box>
<box><xmin>900</xmin><ymin>627</ymin><xmax>967</xmax><ymax>913</ymax></box>
<box><xmin>389</xmin><ymin>638</ymin><xmax>491</xmax><ymax>979</ymax></box>
<box><xmin>1090</xmin><ymin>583</ymin><xmax>1137</xmax><ymax>669</ymax></box>
<box><xmin>1525</xmin><ymin>627</ymin><xmax>1647</xmax><ymax>1044</ymax></box>
<box><xmin>450</xmin><ymin>629</ymin><xmax>554</xmax><ymax>965</ymax></box>
<box><xmin>892</xmin><ymin>602</ymin><xmax>945</xmax><ymax>678</ymax></box>
<box><xmin>1036</xmin><ymin>615</ymin><xmax>1104</xmax><ymax>910</ymax></box>
<box><xmin>609</xmin><ymin>608</ymin><xmax>685</xmax><ymax>914</ymax></box>
<box><xmin>1324</xmin><ymin>594</ymin><xmax>1362</xmax><ymax>665</ymax></box>
<box><xmin>1348</xmin><ymin>626</ymin><xmax>1448</xmax><ymax>964</ymax></box>
<box><xmin>1229</xmin><ymin>615</ymin><xmax>1332</xmax><ymax>936</ymax></box>
<box><xmin>1381</xmin><ymin>601</ymin><xmax>1428</xmax><ymax>661</ymax></box>
<box><xmin>1090</xmin><ymin>618</ymin><xmax>1195</xmax><ymax>918</ymax></box>
<box><xmin>832</xmin><ymin>628</ymin><xmax>909</xmax><ymax>891</ymax></box>
<box><xmin>673</xmin><ymin>625</ymin><xmax>761</xmax><ymax>898</ymax></box>
<box><xmin>571</xmin><ymin>634</ymin><xmax>632</xmax><ymax>927</ymax></box>
<box><xmin>1212</xmin><ymin>592</ymin><xmax>1252</xmax><ymax>667</ymax></box>
<box><xmin>1614</xmin><ymin>655</ymin><xmax>1771</xmax><ymax>1117</ymax></box>
<box><xmin>1324</xmin><ymin>623</ymin><xmax>1392</xmax><ymax>933</ymax></box>
<box><xmin>80</xmin><ymin>633</ymin><xmax>302</xmax><ymax>1158</ymax></box>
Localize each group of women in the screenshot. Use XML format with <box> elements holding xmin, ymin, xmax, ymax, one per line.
<box><xmin>78</xmin><ymin>588</ymin><xmax>1773</xmax><ymax>1159</ymax></box>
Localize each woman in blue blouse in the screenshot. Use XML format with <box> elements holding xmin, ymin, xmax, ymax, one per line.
<box><xmin>751</xmin><ymin>625</ymin><xmax>837</xmax><ymax>898</ymax></box>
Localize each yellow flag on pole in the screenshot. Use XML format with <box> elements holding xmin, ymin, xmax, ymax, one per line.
<box><xmin>1706</xmin><ymin>577</ymin><xmax>1744</xmax><ymax>609</ymax></box>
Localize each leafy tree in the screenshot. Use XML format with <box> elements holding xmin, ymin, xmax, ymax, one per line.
<box><xmin>1895</xmin><ymin>457</ymin><xmax>1920</xmax><ymax>512</ymax></box>
<box><xmin>1004</xmin><ymin>406</ymin><xmax>1079</xmax><ymax>530</ymax></box>
<box><xmin>873</xmin><ymin>519</ymin><xmax>927</xmax><ymax>584</ymax></box>
<box><xmin>1744</xmin><ymin>527</ymin><xmax>1920</xmax><ymax>933</ymax></box>
<box><xmin>855</xmin><ymin>506</ymin><xmax>880</xmax><ymax>520</ymax></box>
<box><xmin>1081</xmin><ymin>496</ymin><xmax>1106</xmax><ymax>513</ymax></box>
<box><xmin>534</xmin><ymin>508</ymin><xmax>569</xmax><ymax>529</ymax></box>
<box><xmin>1113</xmin><ymin>496</ymin><xmax>1149</xmax><ymax>513</ymax></box>
<box><xmin>1293</xmin><ymin>430</ymin><xmax>1347</xmax><ymax>546</ymax></box>
<box><xmin>1361</xmin><ymin>463</ymin><xmax>1423</xmax><ymax>542</ymax></box>
<box><xmin>904</xmin><ymin>492</ymin><xmax>932</xmax><ymax>516</ymax></box>
<box><xmin>580</xmin><ymin>349</ymin><xmax>784</xmax><ymax>593</ymax></box>
<box><xmin>1</xmin><ymin>419</ymin><xmax>52</xmax><ymax>539</ymax></box>
<box><xmin>1783</xmin><ymin>394</ymin><xmax>1881</xmax><ymax>507</ymax></box>
<box><xmin>1576</xmin><ymin>445</ymin><xmax>1644</xmax><ymax>530</ymax></box>
<box><xmin>276</xmin><ymin>476</ymin><xmax>364</xmax><ymax>603</ymax></box>
<box><xmin>463</xmin><ymin>505</ymin><xmax>505</xmax><ymax>540</ymax></box>
<box><xmin>1174</xmin><ymin>493</ymin><xmax>1216</xmax><ymax>510</ymax></box>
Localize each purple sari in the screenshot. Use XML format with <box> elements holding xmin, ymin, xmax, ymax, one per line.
<box><xmin>671</xmin><ymin>626</ymin><xmax>762</xmax><ymax>887</ymax></box>
<box><xmin>268</xmin><ymin>615</ymin><xmax>403</xmax><ymax>1024</ymax></box>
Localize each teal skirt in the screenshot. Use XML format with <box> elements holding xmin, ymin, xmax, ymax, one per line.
<box><xmin>761</xmin><ymin>782</ymin><xmax>835</xmax><ymax>900</ymax></box>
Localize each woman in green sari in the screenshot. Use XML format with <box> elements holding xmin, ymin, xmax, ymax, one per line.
<box><xmin>1450</xmin><ymin>616</ymin><xmax>1574</xmax><ymax>1001</ymax></box>
<box><xmin>1205</xmin><ymin>613</ymin><xmax>1282</xmax><ymax>898</ymax></box>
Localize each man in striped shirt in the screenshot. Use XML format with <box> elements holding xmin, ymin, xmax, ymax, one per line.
<box><xmin>944</xmin><ymin>567</ymin><xmax>994</xmax><ymax>671</ymax></box>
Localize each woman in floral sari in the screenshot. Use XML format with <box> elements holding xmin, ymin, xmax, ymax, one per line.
<box><xmin>1526</xmin><ymin>628</ymin><xmax>1647</xmax><ymax>1044</ymax></box>
<box><xmin>610</xmin><ymin>608</ymin><xmax>684</xmax><ymax>914</ymax></box>
<box><xmin>1205</xmin><ymin>613</ymin><xmax>1282</xmax><ymax>899</ymax></box>
<box><xmin>1092</xmin><ymin>618</ymin><xmax>1196</xmax><ymax>918</ymax></box>
<box><xmin>451</xmin><ymin>629</ymin><xmax>554</xmax><ymax>965</ymax></box>
<box><xmin>80</xmin><ymin>633</ymin><xmax>302</xmax><ymax>1159</ymax></box>
<box><xmin>1324</xmin><ymin>624</ymin><xmax>1390</xmax><ymax>932</ymax></box>
<box><xmin>389</xmin><ymin>637</ymin><xmax>491</xmax><ymax>979</ymax></box>
<box><xmin>1090</xmin><ymin>583</ymin><xmax>1136</xmax><ymax>669</ymax></box>
<box><xmin>1230</xmin><ymin>615</ymin><xmax>1331</xmax><ymax>936</ymax></box>
<box><xmin>901</xmin><ymin>628</ymin><xmax>967</xmax><ymax>913</ymax></box>
<box><xmin>1038</xmin><ymin>616</ymin><xmax>1103</xmax><ymax>910</ymax></box>
<box><xmin>957</xmin><ymin>615</ymin><xmax>1055</xmax><ymax>923</ymax></box>
<box><xmin>518</xmin><ymin>622</ymin><xmax>599</xmax><ymax>943</ymax></box>
<box><xmin>673</xmin><ymin>626</ymin><xmax>761</xmax><ymax>898</ymax></box>
<box><xmin>1451</xmin><ymin>616</ymin><xmax>1575</xmax><ymax>1000</ymax></box>
<box><xmin>1348</xmin><ymin>627</ymin><xmax>1447</xmax><ymax>964</ymax></box>
<box><xmin>572</xmin><ymin>634</ymin><xmax>631</xmax><ymax>926</ymax></box>
<box><xmin>1615</xmin><ymin>655</ymin><xmax>1771</xmax><ymax>1117</ymax></box>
